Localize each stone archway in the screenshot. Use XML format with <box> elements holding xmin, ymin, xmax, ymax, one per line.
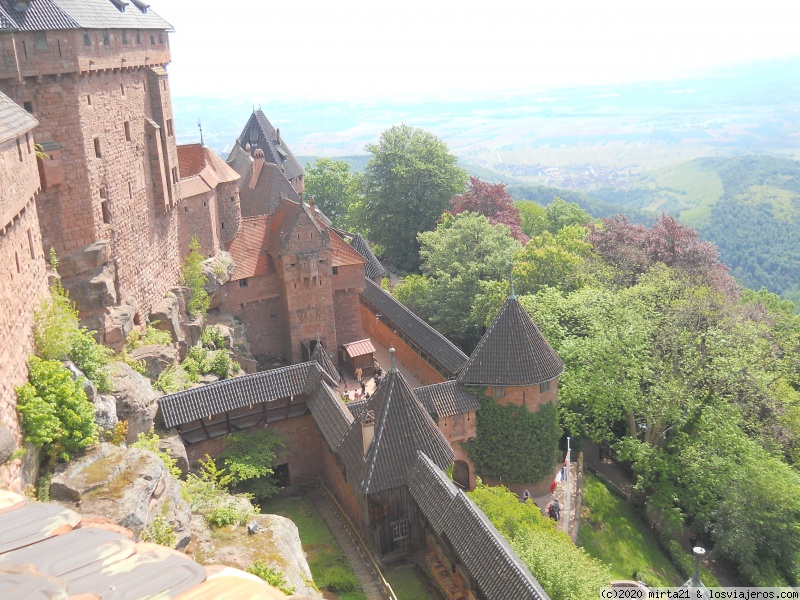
<box><xmin>452</xmin><ymin>460</ymin><xmax>470</xmax><ymax>489</ymax></box>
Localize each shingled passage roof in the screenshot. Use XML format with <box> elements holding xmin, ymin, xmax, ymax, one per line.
<box><xmin>0</xmin><ymin>92</ymin><xmax>38</xmax><ymax>144</ymax></box>
<box><xmin>159</xmin><ymin>362</ymin><xmax>323</xmax><ymax>428</ymax></box>
<box><xmin>0</xmin><ymin>0</ymin><xmax>173</xmax><ymax>31</ymax></box>
<box><xmin>338</xmin><ymin>359</ymin><xmax>453</xmax><ymax>496</ymax></box>
<box><xmin>306</xmin><ymin>382</ymin><xmax>353</xmax><ymax>450</ymax></box>
<box><xmin>457</xmin><ymin>295</ymin><xmax>563</xmax><ymax>385</ymax></box>
<box><xmin>414</xmin><ymin>381</ymin><xmax>480</xmax><ymax>418</ymax></box>
<box><xmin>409</xmin><ymin>454</ymin><xmax>550</xmax><ymax>600</ymax></box>
<box><xmin>312</xmin><ymin>341</ymin><xmax>341</xmax><ymax>383</ymax></box>
<box><xmin>362</xmin><ymin>279</ymin><xmax>468</xmax><ymax>375</ymax></box>
<box><xmin>350</xmin><ymin>233</ymin><xmax>386</xmax><ymax>279</ymax></box>
<box><xmin>236</xmin><ymin>110</ymin><xmax>303</xmax><ymax>181</ymax></box>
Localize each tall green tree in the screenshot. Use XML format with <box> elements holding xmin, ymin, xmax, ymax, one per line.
<box><xmin>304</xmin><ymin>158</ymin><xmax>362</xmax><ymax>227</ymax></box>
<box><xmin>359</xmin><ymin>125</ymin><xmax>467</xmax><ymax>271</ymax></box>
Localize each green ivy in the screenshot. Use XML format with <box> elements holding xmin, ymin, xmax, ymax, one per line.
<box><xmin>130</xmin><ymin>429</ymin><xmax>182</xmax><ymax>479</ymax></box>
<box><xmin>182</xmin><ymin>236</ymin><xmax>209</xmax><ymax>317</ymax></box>
<box><xmin>465</xmin><ymin>389</ymin><xmax>561</xmax><ymax>483</ymax></box>
<box><xmin>16</xmin><ymin>357</ymin><xmax>97</xmax><ymax>463</ymax></box>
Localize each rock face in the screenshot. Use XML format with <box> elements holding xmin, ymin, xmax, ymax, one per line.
<box><xmin>0</xmin><ymin>425</ymin><xmax>15</xmax><ymax>465</ymax></box>
<box><xmin>202</xmin><ymin>252</ymin><xmax>235</xmax><ymax>309</ymax></box>
<box><xmin>50</xmin><ymin>443</ymin><xmax>191</xmax><ymax>550</ymax></box>
<box><xmin>58</xmin><ymin>239</ymin><xmax>110</xmax><ymax>278</ymax></box>
<box><xmin>109</xmin><ymin>362</ymin><xmax>160</xmax><ymax>443</ymax></box>
<box><xmin>128</xmin><ymin>344</ymin><xmax>179</xmax><ymax>379</ymax></box>
<box><xmin>93</xmin><ymin>394</ymin><xmax>118</xmax><ymax>432</ymax></box>
<box><xmin>62</xmin><ymin>266</ymin><xmax>117</xmax><ymax>312</ymax></box>
<box><xmin>104</xmin><ymin>301</ymin><xmax>137</xmax><ymax>352</ymax></box>
<box><xmin>158</xmin><ymin>434</ymin><xmax>189</xmax><ymax>476</ymax></box>
<box><xmin>188</xmin><ymin>512</ymin><xmax>319</xmax><ymax>598</ymax></box>
<box><xmin>150</xmin><ymin>293</ymin><xmax>183</xmax><ymax>344</ymax></box>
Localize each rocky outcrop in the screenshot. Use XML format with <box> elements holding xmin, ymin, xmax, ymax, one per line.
<box><xmin>50</xmin><ymin>443</ymin><xmax>191</xmax><ymax>550</ymax></box>
<box><xmin>58</xmin><ymin>239</ymin><xmax>110</xmax><ymax>279</ymax></box>
<box><xmin>203</xmin><ymin>252</ymin><xmax>235</xmax><ymax>309</ymax></box>
<box><xmin>207</xmin><ymin>313</ymin><xmax>257</xmax><ymax>373</ymax></box>
<box><xmin>158</xmin><ymin>434</ymin><xmax>189</xmax><ymax>476</ymax></box>
<box><xmin>0</xmin><ymin>425</ymin><xmax>15</xmax><ymax>465</ymax></box>
<box><xmin>128</xmin><ymin>344</ymin><xmax>179</xmax><ymax>379</ymax></box>
<box><xmin>104</xmin><ymin>300</ymin><xmax>137</xmax><ymax>352</ymax></box>
<box><xmin>188</xmin><ymin>512</ymin><xmax>319</xmax><ymax>598</ymax></box>
<box><xmin>93</xmin><ymin>394</ymin><xmax>118</xmax><ymax>432</ymax></box>
<box><xmin>150</xmin><ymin>293</ymin><xmax>183</xmax><ymax>345</ymax></box>
<box><xmin>109</xmin><ymin>362</ymin><xmax>160</xmax><ymax>443</ymax></box>
<box><xmin>62</xmin><ymin>265</ymin><xmax>117</xmax><ymax>312</ymax></box>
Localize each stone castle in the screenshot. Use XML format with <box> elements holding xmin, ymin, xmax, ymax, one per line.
<box><xmin>0</xmin><ymin>2</ymin><xmax>565</xmax><ymax>598</ymax></box>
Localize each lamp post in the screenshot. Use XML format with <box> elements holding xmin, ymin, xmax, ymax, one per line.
<box><xmin>684</xmin><ymin>546</ymin><xmax>709</xmax><ymax>599</ymax></box>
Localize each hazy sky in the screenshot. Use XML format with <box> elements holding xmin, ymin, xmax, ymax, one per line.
<box><xmin>153</xmin><ymin>0</ymin><xmax>800</xmax><ymax>101</ymax></box>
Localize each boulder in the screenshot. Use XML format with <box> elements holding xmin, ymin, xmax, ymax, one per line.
<box><xmin>170</xmin><ymin>286</ymin><xmax>191</xmax><ymax>317</ymax></box>
<box><xmin>231</xmin><ymin>353</ymin><xmax>258</xmax><ymax>374</ymax></box>
<box><xmin>62</xmin><ymin>360</ymin><xmax>96</xmax><ymax>402</ymax></box>
<box><xmin>150</xmin><ymin>293</ymin><xmax>183</xmax><ymax>344</ymax></box>
<box><xmin>157</xmin><ymin>434</ymin><xmax>189</xmax><ymax>476</ymax></box>
<box><xmin>51</xmin><ymin>444</ymin><xmax>191</xmax><ymax>550</ymax></box>
<box><xmin>187</xmin><ymin>513</ymin><xmax>319</xmax><ymax>598</ymax></box>
<box><xmin>109</xmin><ymin>362</ymin><xmax>160</xmax><ymax>443</ymax></box>
<box><xmin>128</xmin><ymin>344</ymin><xmax>179</xmax><ymax>379</ymax></box>
<box><xmin>58</xmin><ymin>239</ymin><xmax>110</xmax><ymax>278</ymax></box>
<box><xmin>93</xmin><ymin>394</ymin><xmax>118</xmax><ymax>432</ymax></box>
<box><xmin>202</xmin><ymin>251</ymin><xmax>235</xmax><ymax>309</ymax></box>
<box><xmin>184</xmin><ymin>314</ymin><xmax>204</xmax><ymax>348</ymax></box>
<box><xmin>104</xmin><ymin>302</ymin><xmax>137</xmax><ymax>352</ymax></box>
<box><xmin>0</xmin><ymin>425</ymin><xmax>15</xmax><ymax>465</ymax></box>
<box><xmin>63</xmin><ymin>265</ymin><xmax>117</xmax><ymax>312</ymax></box>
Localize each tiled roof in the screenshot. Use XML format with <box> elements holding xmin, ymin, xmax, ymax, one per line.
<box><xmin>158</xmin><ymin>362</ymin><xmax>322</xmax><ymax>428</ymax></box>
<box><xmin>342</xmin><ymin>338</ymin><xmax>375</xmax><ymax>359</ymax></box>
<box><xmin>0</xmin><ymin>0</ymin><xmax>172</xmax><ymax>31</ymax></box>
<box><xmin>225</xmin><ymin>216</ymin><xmax>270</xmax><ymax>280</ymax></box>
<box><xmin>236</xmin><ymin>110</ymin><xmax>304</xmax><ymax>181</ymax></box>
<box><xmin>457</xmin><ymin>296</ymin><xmax>563</xmax><ymax>386</ymax></box>
<box><xmin>179</xmin><ymin>176</ymin><xmax>212</xmax><ymax>198</ymax></box>
<box><xmin>362</xmin><ymin>279</ymin><xmax>468</xmax><ymax>375</ymax></box>
<box><xmin>329</xmin><ymin>231</ymin><xmax>366</xmax><ymax>268</ymax></box>
<box><xmin>338</xmin><ymin>364</ymin><xmax>453</xmax><ymax>496</ymax></box>
<box><xmin>408</xmin><ymin>454</ymin><xmax>550</xmax><ymax>600</ymax></box>
<box><xmin>306</xmin><ymin>382</ymin><xmax>352</xmax><ymax>450</ymax></box>
<box><xmin>178</xmin><ymin>144</ymin><xmax>239</xmax><ymax>183</ymax></box>
<box><xmin>351</xmin><ymin>233</ymin><xmax>386</xmax><ymax>279</ymax></box>
<box><xmin>0</xmin><ymin>92</ymin><xmax>37</xmax><ymax>144</ymax></box>
<box><xmin>346</xmin><ymin>398</ymin><xmax>367</xmax><ymax>418</ymax></box>
<box><xmin>311</xmin><ymin>341</ymin><xmax>341</xmax><ymax>383</ymax></box>
<box><xmin>414</xmin><ymin>381</ymin><xmax>480</xmax><ymax>418</ymax></box>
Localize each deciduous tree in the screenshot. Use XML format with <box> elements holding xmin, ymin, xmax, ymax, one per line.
<box><xmin>450</xmin><ymin>177</ymin><xmax>528</xmax><ymax>242</ymax></box>
<box><xmin>304</xmin><ymin>158</ymin><xmax>362</xmax><ymax>227</ymax></box>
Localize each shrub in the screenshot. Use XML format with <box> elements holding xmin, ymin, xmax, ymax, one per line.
<box><xmin>206</xmin><ymin>505</ymin><xmax>241</xmax><ymax>527</ymax></box>
<box><xmin>36</xmin><ymin>472</ymin><xmax>52</xmax><ymax>502</ymax></box>
<box><xmin>140</xmin><ymin>515</ymin><xmax>177</xmax><ymax>547</ymax></box>
<box><xmin>125</xmin><ymin>322</ymin><xmax>173</xmax><ymax>351</ymax></box>
<box><xmin>219</xmin><ymin>429</ymin><xmax>285</xmax><ymax>500</ymax></box>
<box><xmin>246</xmin><ymin>562</ymin><xmax>295</xmax><ymax>596</ymax></box>
<box><xmin>131</xmin><ymin>429</ymin><xmax>182</xmax><ymax>479</ymax></box>
<box><xmin>200</xmin><ymin>325</ymin><xmax>227</xmax><ymax>350</ymax></box>
<box><xmin>69</xmin><ymin>328</ymin><xmax>112</xmax><ymax>392</ymax></box>
<box><xmin>153</xmin><ymin>366</ymin><xmax>184</xmax><ymax>393</ymax></box>
<box><xmin>182</xmin><ymin>236</ymin><xmax>209</xmax><ymax>317</ymax></box>
<box><xmin>320</xmin><ymin>565</ymin><xmax>359</xmax><ymax>592</ymax></box>
<box><xmin>110</xmin><ymin>420</ymin><xmax>129</xmax><ymax>446</ymax></box>
<box><xmin>181</xmin><ymin>455</ymin><xmax>255</xmax><ymax>527</ymax></box>
<box><xmin>16</xmin><ymin>357</ymin><xmax>97</xmax><ymax>463</ymax></box>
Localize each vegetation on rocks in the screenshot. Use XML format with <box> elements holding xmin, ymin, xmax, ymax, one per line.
<box><xmin>247</xmin><ymin>562</ymin><xmax>295</xmax><ymax>596</ymax></box>
<box><xmin>182</xmin><ymin>236</ymin><xmax>210</xmax><ymax>317</ymax></box>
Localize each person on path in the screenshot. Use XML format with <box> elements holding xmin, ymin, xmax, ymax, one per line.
<box><xmin>355</xmin><ymin>366</ymin><xmax>363</xmax><ymax>383</ymax></box>
<box><xmin>522</xmin><ymin>489</ymin><xmax>531</xmax><ymax>503</ymax></box>
<box><xmin>553</xmin><ymin>498</ymin><xmax>561</xmax><ymax>521</ymax></box>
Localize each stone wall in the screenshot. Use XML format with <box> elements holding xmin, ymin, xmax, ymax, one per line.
<box><xmin>360</xmin><ymin>303</ymin><xmax>446</xmax><ymax>386</ymax></box>
<box><xmin>332</xmin><ymin>288</ymin><xmax>364</xmax><ymax>348</ymax></box>
<box><xmin>485</xmin><ymin>381</ymin><xmax>559</xmax><ymax>410</ymax></box>
<box><xmin>178</xmin><ymin>189</ymin><xmax>218</xmax><ymax>258</ymax></box>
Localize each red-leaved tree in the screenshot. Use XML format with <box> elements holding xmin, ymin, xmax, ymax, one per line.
<box><xmin>449</xmin><ymin>177</ymin><xmax>528</xmax><ymax>243</ymax></box>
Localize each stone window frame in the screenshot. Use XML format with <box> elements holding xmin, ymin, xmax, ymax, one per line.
<box><xmin>136</xmin><ymin>30</ymin><xmax>141</xmax><ymax>45</ymax></box>
<box><xmin>239</xmin><ymin>278</ymin><xmax>249</xmax><ymax>288</ymax></box>
<box><xmin>494</xmin><ymin>385</ymin><xmax>505</xmax><ymax>399</ymax></box>
<box><xmin>124</xmin><ymin>121</ymin><xmax>131</xmax><ymax>141</ymax></box>
<box><xmin>93</xmin><ymin>137</ymin><xmax>102</xmax><ymax>158</ymax></box>
<box><xmin>83</xmin><ymin>31</ymin><xmax>91</xmax><ymax>46</ymax></box>
<box><xmin>332</xmin><ymin>266</ymin><xmax>339</xmax><ymax>275</ymax></box>
<box><xmin>102</xmin><ymin>30</ymin><xmax>110</xmax><ymax>46</ymax></box>
<box><xmin>166</xmin><ymin>119</ymin><xmax>174</xmax><ymax>137</ymax></box>
<box><xmin>121</xmin><ymin>30</ymin><xmax>128</xmax><ymax>45</ymax></box>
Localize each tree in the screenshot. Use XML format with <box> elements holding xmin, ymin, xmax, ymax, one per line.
<box><xmin>514</xmin><ymin>224</ymin><xmax>592</xmax><ymax>294</ymax></box>
<box><xmin>449</xmin><ymin>177</ymin><xmax>528</xmax><ymax>242</ymax></box>
<box><xmin>304</xmin><ymin>158</ymin><xmax>362</xmax><ymax>227</ymax></box>
<box><xmin>182</xmin><ymin>236</ymin><xmax>209</xmax><ymax>317</ymax></box>
<box><xmin>359</xmin><ymin>125</ymin><xmax>467</xmax><ymax>271</ymax></box>
<box><xmin>516</xmin><ymin>200</ymin><xmax>548</xmax><ymax>238</ymax></box>
<box><xmin>544</xmin><ymin>197</ymin><xmax>592</xmax><ymax>232</ymax></box>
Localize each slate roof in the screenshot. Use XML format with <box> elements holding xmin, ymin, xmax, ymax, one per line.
<box><xmin>457</xmin><ymin>295</ymin><xmax>563</xmax><ymax>386</ymax></box>
<box><xmin>408</xmin><ymin>453</ymin><xmax>550</xmax><ymax>600</ymax></box>
<box><xmin>362</xmin><ymin>279</ymin><xmax>467</xmax><ymax>375</ymax></box>
<box><xmin>311</xmin><ymin>341</ymin><xmax>341</xmax><ymax>383</ymax></box>
<box><xmin>414</xmin><ymin>381</ymin><xmax>480</xmax><ymax>418</ymax></box>
<box><xmin>306</xmin><ymin>382</ymin><xmax>352</xmax><ymax>450</ymax></box>
<box><xmin>158</xmin><ymin>362</ymin><xmax>323</xmax><ymax>428</ymax></box>
<box><xmin>0</xmin><ymin>91</ymin><xmax>37</xmax><ymax>144</ymax></box>
<box><xmin>236</xmin><ymin>110</ymin><xmax>304</xmax><ymax>181</ymax></box>
<box><xmin>337</xmin><ymin>359</ymin><xmax>453</xmax><ymax>496</ymax></box>
<box><xmin>350</xmin><ymin>233</ymin><xmax>386</xmax><ymax>279</ymax></box>
<box><xmin>0</xmin><ymin>0</ymin><xmax>172</xmax><ymax>31</ymax></box>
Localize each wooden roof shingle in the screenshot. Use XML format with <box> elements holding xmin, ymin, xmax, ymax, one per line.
<box><xmin>0</xmin><ymin>92</ymin><xmax>38</xmax><ymax>144</ymax></box>
<box><xmin>414</xmin><ymin>381</ymin><xmax>480</xmax><ymax>418</ymax></box>
<box><xmin>158</xmin><ymin>362</ymin><xmax>322</xmax><ymax>428</ymax></box>
<box><xmin>306</xmin><ymin>382</ymin><xmax>353</xmax><ymax>451</ymax></box>
<box><xmin>0</xmin><ymin>0</ymin><xmax>172</xmax><ymax>31</ymax></box>
<box><xmin>362</xmin><ymin>279</ymin><xmax>467</xmax><ymax>375</ymax></box>
<box><xmin>457</xmin><ymin>296</ymin><xmax>563</xmax><ymax>386</ymax></box>
<box><xmin>350</xmin><ymin>233</ymin><xmax>385</xmax><ymax>279</ymax></box>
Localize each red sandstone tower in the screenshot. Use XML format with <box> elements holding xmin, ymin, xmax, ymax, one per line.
<box><xmin>0</xmin><ymin>0</ymin><xmax>182</xmax><ymax>344</ymax></box>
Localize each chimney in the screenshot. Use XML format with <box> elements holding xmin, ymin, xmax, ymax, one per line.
<box><xmin>362</xmin><ymin>410</ymin><xmax>375</xmax><ymax>456</ymax></box>
<box><xmin>309</xmin><ymin>196</ymin><xmax>316</xmax><ymax>215</ymax></box>
<box><xmin>250</xmin><ymin>148</ymin><xmax>265</xmax><ymax>188</ymax></box>
<box><xmin>276</xmin><ymin>128</ymin><xmax>281</xmax><ymax>146</ymax></box>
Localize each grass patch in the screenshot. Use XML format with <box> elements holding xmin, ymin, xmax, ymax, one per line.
<box><xmin>578</xmin><ymin>473</ymin><xmax>682</xmax><ymax>586</ymax></box>
<box><xmin>384</xmin><ymin>565</ymin><xmax>443</xmax><ymax>600</ymax></box>
<box><xmin>260</xmin><ymin>495</ymin><xmax>366</xmax><ymax>600</ymax></box>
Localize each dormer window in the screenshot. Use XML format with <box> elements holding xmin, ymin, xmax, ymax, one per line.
<box><xmin>131</xmin><ymin>0</ymin><xmax>149</xmax><ymax>12</ymax></box>
<box><xmin>110</xmin><ymin>0</ymin><xmax>128</xmax><ymax>12</ymax></box>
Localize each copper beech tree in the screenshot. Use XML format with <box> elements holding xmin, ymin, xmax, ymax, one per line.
<box><xmin>449</xmin><ymin>176</ymin><xmax>529</xmax><ymax>243</ymax></box>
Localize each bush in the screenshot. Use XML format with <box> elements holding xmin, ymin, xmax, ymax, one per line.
<box><xmin>16</xmin><ymin>357</ymin><xmax>97</xmax><ymax>463</ymax></box>
<box><xmin>219</xmin><ymin>429</ymin><xmax>285</xmax><ymax>500</ymax></box>
<box><xmin>140</xmin><ymin>515</ymin><xmax>177</xmax><ymax>547</ymax></box>
<box><xmin>125</xmin><ymin>322</ymin><xmax>173</xmax><ymax>351</ymax></box>
<box><xmin>182</xmin><ymin>236</ymin><xmax>209</xmax><ymax>317</ymax></box>
<box><xmin>320</xmin><ymin>565</ymin><xmax>359</xmax><ymax>592</ymax></box>
<box><xmin>246</xmin><ymin>562</ymin><xmax>295</xmax><ymax>596</ymax></box>
<box><xmin>153</xmin><ymin>366</ymin><xmax>185</xmax><ymax>393</ymax></box>
<box><xmin>130</xmin><ymin>429</ymin><xmax>182</xmax><ymax>479</ymax></box>
<box><xmin>200</xmin><ymin>325</ymin><xmax>226</xmax><ymax>350</ymax></box>
<box><xmin>180</xmin><ymin>455</ymin><xmax>256</xmax><ymax>527</ymax></box>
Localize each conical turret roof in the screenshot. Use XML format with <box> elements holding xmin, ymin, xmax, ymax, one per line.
<box><xmin>457</xmin><ymin>296</ymin><xmax>563</xmax><ymax>386</ymax></box>
<box><xmin>339</xmin><ymin>352</ymin><xmax>453</xmax><ymax>495</ymax></box>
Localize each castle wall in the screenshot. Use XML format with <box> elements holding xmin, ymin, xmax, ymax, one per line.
<box><xmin>178</xmin><ymin>189</ymin><xmax>218</xmax><ymax>258</ymax></box>
<box><xmin>332</xmin><ymin>288</ymin><xmax>364</xmax><ymax>347</ymax></box>
<box><xmin>485</xmin><ymin>380</ymin><xmax>559</xmax><ymax>410</ymax></box>
<box><xmin>217</xmin><ymin>181</ymin><xmax>241</xmax><ymax>246</ymax></box>
<box><xmin>360</xmin><ymin>303</ymin><xmax>446</xmax><ymax>386</ymax></box>
<box><xmin>320</xmin><ymin>439</ymin><xmax>363</xmax><ymax>528</ymax></box>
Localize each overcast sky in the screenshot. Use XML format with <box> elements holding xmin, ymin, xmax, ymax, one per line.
<box><xmin>153</xmin><ymin>0</ymin><xmax>800</xmax><ymax>101</ymax></box>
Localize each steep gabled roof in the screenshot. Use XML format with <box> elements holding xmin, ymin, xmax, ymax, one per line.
<box><xmin>408</xmin><ymin>453</ymin><xmax>550</xmax><ymax>600</ymax></box>
<box><xmin>306</xmin><ymin>382</ymin><xmax>352</xmax><ymax>450</ymax></box>
<box><xmin>236</xmin><ymin>110</ymin><xmax>303</xmax><ymax>181</ymax></box>
<box><xmin>158</xmin><ymin>362</ymin><xmax>323</xmax><ymax>428</ymax></box>
<box><xmin>0</xmin><ymin>92</ymin><xmax>37</xmax><ymax>144</ymax></box>
<box><xmin>350</xmin><ymin>233</ymin><xmax>386</xmax><ymax>279</ymax></box>
<box><xmin>178</xmin><ymin>144</ymin><xmax>239</xmax><ymax>200</ymax></box>
<box><xmin>457</xmin><ymin>296</ymin><xmax>563</xmax><ymax>386</ymax></box>
<box><xmin>362</xmin><ymin>279</ymin><xmax>467</xmax><ymax>376</ymax></box>
<box><xmin>0</xmin><ymin>0</ymin><xmax>172</xmax><ymax>31</ymax></box>
<box><xmin>311</xmin><ymin>341</ymin><xmax>341</xmax><ymax>383</ymax></box>
<box><xmin>414</xmin><ymin>381</ymin><xmax>480</xmax><ymax>418</ymax></box>
<box><xmin>338</xmin><ymin>357</ymin><xmax>453</xmax><ymax>496</ymax></box>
